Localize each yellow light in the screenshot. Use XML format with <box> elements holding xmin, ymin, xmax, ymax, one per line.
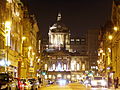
<box><xmin>49</xmin><ymin>75</ymin><xmax>52</xmax><ymax>79</ymax></box>
<box><xmin>67</xmin><ymin>75</ymin><xmax>71</xmax><ymax>79</ymax></box>
<box><xmin>113</xmin><ymin>26</ymin><xmax>118</xmax><ymax>31</ymax></box>
<box><xmin>22</xmin><ymin>36</ymin><xmax>26</xmax><ymax>41</ymax></box>
<box><xmin>28</xmin><ymin>46</ymin><xmax>32</xmax><ymax>50</ymax></box>
<box><xmin>32</xmin><ymin>52</ymin><xmax>35</xmax><ymax>55</ymax></box>
<box><xmin>103</xmin><ymin>53</ymin><xmax>105</xmax><ymax>55</ymax></box>
<box><xmin>7</xmin><ymin>0</ymin><xmax>12</xmax><ymax>3</ymax></box>
<box><xmin>5</xmin><ymin>21</ymin><xmax>11</xmax><ymax>31</ymax></box>
<box><xmin>45</xmin><ymin>75</ymin><xmax>47</xmax><ymax>79</ymax></box>
<box><xmin>108</xmin><ymin>35</ymin><xmax>113</xmax><ymax>40</ymax></box>
<box><xmin>108</xmin><ymin>48</ymin><xmax>111</xmax><ymax>52</ymax></box>
<box><xmin>45</xmin><ymin>64</ymin><xmax>47</xmax><ymax>70</ymax></box>
<box><xmin>100</xmin><ymin>49</ymin><xmax>103</xmax><ymax>53</ymax></box>
<box><xmin>57</xmin><ymin>74</ymin><xmax>62</xmax><ymax>77</ymax></box>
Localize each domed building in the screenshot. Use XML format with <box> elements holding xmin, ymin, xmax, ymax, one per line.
<box><xmin>41</xmin><ymin>13</ymin><xmax>89</xmax><ymax>82</ymax></box>
<box><xmin>48</xmin><ymin>13</ymin><xmax>70</xmax><ymax>51</ymax></box>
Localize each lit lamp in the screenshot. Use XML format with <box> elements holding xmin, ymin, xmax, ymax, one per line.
<box><xmin>113</xmin><ymin>26</ymin><xmax>118</xmax><ymax>32</ymax></box>
<box><xmin>108</xmin><ymin>35</ymin><xmax>113</xmax><ymax>40</ymax></box>
<box><xmin>5</xmin><ymin>21</ymin><xmax>11</xmax><ymax>72</ymax></box>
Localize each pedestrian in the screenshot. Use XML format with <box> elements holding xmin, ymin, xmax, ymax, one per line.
<box><xmin>114</xmin><ymin>77</ymin><xmax>119</xmax><ymax>89</ymax></box>
<box><xmin>38</xmin><ymin>76</ymin><xmax>42</xmax><ymax>88</ymax></box>
<box><xmin>108</xmin><ymin>77</ymin><xmax>112</xmax><ymax>88</ymax></box>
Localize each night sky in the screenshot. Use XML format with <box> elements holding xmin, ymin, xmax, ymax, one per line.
<box><xmin>27</xmin><ymin>0</ymin><xmax>113</xmax><ymax>38</ymax></box>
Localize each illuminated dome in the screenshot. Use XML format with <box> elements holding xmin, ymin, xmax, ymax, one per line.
<box><xmin>48</xmin><ymin>13</ymin><xmax>70</xmax><ymax>51</ymax></box>
<box><xmin>50</xmin><ymin>13</ymin><xmax>69</xmax><ymax>33</ymax></box>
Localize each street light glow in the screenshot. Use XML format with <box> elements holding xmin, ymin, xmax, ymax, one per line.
<box><xmin>108</xmin><ymin>35</ymin><xmax>113</xmax><ymax>40</ymax></box>
<box><xmin>22</xmin><ymin>36</ymin><xmax>26</xmax><ymax>41</ymax></box>
<box><xmin>113</xmin><ymin>26</ymin><xmax>118</xmax><ymax>31</ymax></box>
<box><xmin>5</xmin><ymin>21</ymin><xmax>11</xmax><ymax>31</ymax></box>
<box><xmin>28</xmin><ymin>46</ymin><xmax>32</xmax><ymax>50</ymax></box>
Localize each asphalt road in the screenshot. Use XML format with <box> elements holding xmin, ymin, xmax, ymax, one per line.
<box><xmin>39</xmin><ymin>83</ymin><xmax>120</xmax><ymax>90</ymax></box>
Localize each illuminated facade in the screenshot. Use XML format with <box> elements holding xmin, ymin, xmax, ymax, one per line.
<box><xmin>111</xmin><ymin>0</ymin><xmax>120</xmax><ymax>78</ymax></box>
<box><xmin>21</xmin><ymin>8</ymin><xmax>39</xmax><ymax>78</ymax></box>
<box><xmin>0</xmin><ymin>0</ymin><xmax>39</xmax><ymax>79</ymax></box>
<box><xmin>0</xmin><ymin>0</ymin><xmax>6</xmax><ymax>72</ymax></box>
<box><xmin>42</xmin><ymin>13</ymin><xmax>89</xmax><ymax>81</ymax></box>
<box><xmin>98</xmin><ymin>0</ymin><xmax>120</xmax><ymax>78</ymax></box>
<box><xmin>48</xmin><ymin>13</ymin><xmax>70</xmax><ymax>51</ymax></box>
<box><xmin>0</xmin><ymin>0</ymin><xmax>24</xmax><ymax>77</ymax></box>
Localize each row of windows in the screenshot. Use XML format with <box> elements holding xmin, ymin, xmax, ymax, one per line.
<box><xmin>71</xmin><ymin>38</ymin><xmax>86</xmax><ymax>42</ymax></box>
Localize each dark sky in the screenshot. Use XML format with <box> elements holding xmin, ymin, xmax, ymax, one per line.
<box><xmin>27</xmin><ymin>0</ymin><xmax>113</xmax><ymax>38</ymax></box>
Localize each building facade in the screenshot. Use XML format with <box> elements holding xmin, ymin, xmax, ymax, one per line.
<box><xmin>98</xmin><ymin>0</ymin><xmax>120</xmax><ymax>79</ymax></box>
<box><xmin>41</xmin><ymin>13</ymin><xmax>90</xmax><ymax>82</ymax></box>
<box><xmin>87</xmin><ymin>29</ymin><xmax>99</xmax><ymax>71</ymax></box>
<box><xmin>0</xmin><ymin>0</ymin><xmax>39</xmax><ymax>79</ymax></box>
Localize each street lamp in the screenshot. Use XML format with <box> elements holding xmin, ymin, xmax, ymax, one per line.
<box><xmin>113</xmin><ymin>26</ymin><xmax>118</xmax><ymax>32</ymax></box>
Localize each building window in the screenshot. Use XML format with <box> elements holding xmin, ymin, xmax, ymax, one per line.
<box><xmin>52</xmin><ymin>64</ymin><xmax>55</xmax><ymax>71</ymax></box>
<box><xmin>82</xmin><ymin>64</ymin><xmax>85</xmax><ymax>70</ymax></box>
<box><xmin>77</xmin><ymin>63</ymin><xmax>80</xmax><ymax>71</ymax></box>
<box><xmin>64</xmin><ymin>64</ymin><xmax>66</xmax><ymax>70</ymax></box>
<box><xmin>71</xmin><ymin>60</ymin><xmax>76</xmax><ymax>71</ymax></box>
<box><xmin>76</xmin><ymin>39</ymin><xmax>80</xmax><ymax>41</ymax></box>
<box><xmin>71</xmin><ymin>39</ymin><xmax>74</xmax><ymax>41</ymax></box>
<box><xmin>45</xmin><ymin>64</ymin><xmax>47</xmax><ymax>70</ymax></box>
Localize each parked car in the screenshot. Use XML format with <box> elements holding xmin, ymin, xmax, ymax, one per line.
<box><xmin>28</xmin><ymin>78</ymin><xmax>40</xmax><ymax>90</ymax></box>
<box><xmin>20</xmin><ymin>78</ymin><xmax>32</xmax><ymax>90</ymax></box>
<box><xmin>14</xmin><ymin>78</ymin><xmax>24</xmax><ymax>90</ymax></box>
<box><xmin>91</xmin><ymin>76</ymin><xmax>108</xmax><ymax>88</ymax></box>
<box><xmin>0</xmin><ymin>73</ymin><xmax>18</xmax><ymax>90</ymax></box>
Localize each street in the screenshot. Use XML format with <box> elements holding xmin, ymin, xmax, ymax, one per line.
<box><xmin>39</xmin><ymin>83</ymin><xmax>120</xmax><ymax>90</ymax></box>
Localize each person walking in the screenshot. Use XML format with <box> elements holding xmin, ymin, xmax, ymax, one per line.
<box><xmin>114</xmin><ymin>77</ymin><xmax>119</xmax><ymax>89</ymax></box>
<box><xmin>108</xmin><ymin>77</ymin><xmax>112</xmax><ymax>88</ymax></box>
<box><xmin>38</xmin><ymin>76</ymin><xmax>42</xmax><ymax>88</ymax></box>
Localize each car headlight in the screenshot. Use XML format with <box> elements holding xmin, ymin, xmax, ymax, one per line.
<box><xmin>58</xmin><ymin>79</ymin><xmax>67</xmax><ymax>86</ymax></box>
<box><xmin>35</xmin><ymin>82</ymin><xmax>39</xmax><ymax>85</ymax></box>
<box><xmin>91</xmin><ymin>81</ymin><xmax>97</xmax><ymax>86</ymax></box>
<box><xmin>101</xmin><ymin>80</ymin><xmax>107</xmax><ymax>86</ymax></box>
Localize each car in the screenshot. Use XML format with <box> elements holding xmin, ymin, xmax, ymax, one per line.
<box><xmin>84</xmin><ymin>79</ymin><xmax>91</xmax><ymax>86</ymax></box>
<box><xmin>28</xmin><ymin>78</ymin><xmax>40</xmax><ymax>90</ymax></box>
<box><xmin>14</xmin><ymin>78</ymin><xmax>24</xmax><ymax>90</ymax></box>
<box><xmin>0</xmin><ymin>73</ymin><xmax>18</xmax><ymax>90</ymax></box>
<box><xmin>20</xmin><ymin>78</ymin><xmax>32</xmax><ymax>90</ymax></box>
<box><xmin>91</xmin><ymin>76</ymin><xmax>108</xmax><ymax>88</ymax></box>
<box><xmin>56</xmin><ymin>79</ymin><xmax>68</xmax><ymax>86</ymax></box>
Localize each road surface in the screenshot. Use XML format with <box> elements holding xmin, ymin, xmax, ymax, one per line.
<box><xmin>39</xmin><ymin>83</ymin><xmax>120</xmax><ymax>90</ymax></box>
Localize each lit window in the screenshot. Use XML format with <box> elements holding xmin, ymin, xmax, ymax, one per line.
<box><xmin>45</xmin><ymin>64</ymin><xmax>47</xmax><ymax>70</ymax></box>
<box><xmin>76</xmin><ymin>39</ymin><xmax>80</xmax><ymax>41</ymax></box>
<box><xmin>82</xmin><ymin>64</ymin><xmax>85</xmax><ymax>70</ymax></box>
<box><xmin>71</xmin><ymin>39</ymin><xmax>74</xmax><ymax>41</ymax></box>
<box><xmin>81</xmin><ymin>38</ymin><xmax>85</xmax><ymax>41</ymax></box>
<box><xmin>64</xmin><ymin>64</ymin><xmax>66</xmax><ymax>70</ymax></box>
<box><xmin>53</xmin><ymin>64</ymin><xmax>55</xmax><ymax>70</ymax></box>
<box><xmin>77</xmin><ymin>63</ymin><xmax>80</xmax><ymax>71</ymax></box>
